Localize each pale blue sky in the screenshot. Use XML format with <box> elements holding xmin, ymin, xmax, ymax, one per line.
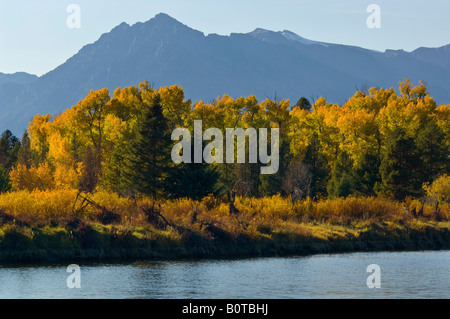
<box><xmin>1</xmin><ymin>0</ymin><xmax>449</xmax><ymax>76</ymax></box>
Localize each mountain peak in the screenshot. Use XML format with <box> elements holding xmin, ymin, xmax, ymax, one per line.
<box><xmin>153</xmin><ymin>12</ymin><xmax>175</xmax><ymax>20</ymax></box>
<box><xmin>148</xmin><ymin>13</ymin><xmax>205</xmax><ymax>41</ymax></box>
<box><xmin>140</xmin><ymin>13</ymin><xmax>203</xmax><ymax>37</ymax></box>
<box><xmin>149</xmin><ymin>13</ymin><xmax>184</xmax><ymax>27</ymax></box>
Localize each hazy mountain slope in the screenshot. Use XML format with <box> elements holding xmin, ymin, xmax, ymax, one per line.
<box><xmin>0</xmin><ymin>72</ymin><xmax>38</xmax><ymax>86</ymax></box>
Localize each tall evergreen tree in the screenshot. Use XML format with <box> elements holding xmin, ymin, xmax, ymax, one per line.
<box><xmin>378</xmin><ymin>128</ymin><xmax>423</xmax><ymax>200</ymax></box>
<box><xmin>17</xmin><ymin>131</ymin><xmax>32</xmax><ymax>168</ymax></box>
<box><xmin>123</xmin><ymin>94</ymin><xmax>172</xmax><ymax>199</ymax></box>
<box><xmin>415</xmin><ymin>121</ymin><xmax>450</xmax><ymax>180</ymax></box>
<box><xmin>101</xmin><ymin>139</ymin><xmax>129</xmax><ymax>195</ymax></box>
<box><xmin>327</xmin><ymin>150</ymin><xmax>354</xmax><ymax>198</ymax></box>
<box><xmin>352</xmin><ymin>150</ymin><xmax>381</xmax><ymax>196</ymax></box>
<box><xmin>0</xmin><ymin>130</ymin><xmax>20</xmax><ymax>192</ymax></box>
<box><xmin>0</xmin><ymin>129</ymin><xmax>20</xmax><ymax>170</ymax></box>
<box><xmin>0</xmin><ymin>164</ymin><xmax>11</xmax><ymax>193</ymax></box>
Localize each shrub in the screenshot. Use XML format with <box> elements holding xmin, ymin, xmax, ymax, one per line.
<box><xmin>424</xmin><ymin>174</ymin><xmax>450</xmax><ymax>204</ymax></box>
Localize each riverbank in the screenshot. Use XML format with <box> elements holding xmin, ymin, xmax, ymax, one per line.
<box><xmin>1</xmin><ymin>192</ymin><xmax>449</xmax><ymax>264</ymax></box>
<box><xmin>1</xmin><ymin>218</ymin><xmax>449</xmax><ymax>264</ymax></box>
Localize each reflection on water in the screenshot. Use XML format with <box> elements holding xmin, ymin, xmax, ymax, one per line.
<box><xmin>0</xmin><ymin>250</ymin><xmax>448</xmax><ymax>298</ymax></box>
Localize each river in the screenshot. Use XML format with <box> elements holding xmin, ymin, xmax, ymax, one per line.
<box><xmin>0</xmin><ymin>250</ymin><xmax>448</xmax><ymax>298</ymax></box>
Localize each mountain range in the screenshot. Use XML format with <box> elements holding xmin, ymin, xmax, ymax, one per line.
<box><xmin>1</xmin><ymin>12</ymin><xmax>450</xmax><ymax>135</ymax></box>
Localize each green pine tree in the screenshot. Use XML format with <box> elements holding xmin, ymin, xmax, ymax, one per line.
<box><xmin>327</xmin><ymin>150</ymin><xmax>354</xmax><ymax>198</ymax></box>
<box><xmin>17</xmin><ymin>131</ymin><xmax>33</xmax><ymax>168</ymax></box>
<box><xmin>101</xmin><ymin>139</ymin><xmax>129</xmax><ymax>195</ymax></box>
<box><xmin>0</xmin><ymin>164</ymin><xmax>11</xmax><ymax>193</ymax></box>
<box><xmin>123</xmin><ymin>94</ymin><xmax>172</xmax><ymax>199</ymax></box>
<box><xmin>352</xmin><ymin>150</ymin><xmax>381</xmax><ymax>196</ymax></box>
<box><xmin>378</xmin><ymin>128</ymin><xmax>423</xmax><ymax>200</ymax></box>
<box><xmin>415</xmin><ymin>121</ymin><xmax>450</xmax><ymax>181</ymax></box>
<box><xmin>166</xmin><ymin>161</ymin><xmax>220</xmax><ymax>200</ymax></box>
<box><xmin>294</xmin><ymin>97</ymin><xmax>312</xmax><ymax>112</ymax></box>
<box><xmin>0</xmin><ymin>130</ymin><xmax>20</xmax><ymax>171</ymax></box>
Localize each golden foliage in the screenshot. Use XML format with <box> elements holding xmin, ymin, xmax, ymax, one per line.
<box><xmin>9</xmin><ymin>164</ymin><xmax>54</xmax><ymax>191</ymax></box>
<box><xmin>423</xmin><ymin>174</ymin><xmax>450</xmax><ymax>204</ymax></box>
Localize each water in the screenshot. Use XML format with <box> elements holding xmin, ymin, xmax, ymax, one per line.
<box><xmin>0</xmin><ymin>250</ymin><xmax>448</xmax><ymax>298</ymax></box>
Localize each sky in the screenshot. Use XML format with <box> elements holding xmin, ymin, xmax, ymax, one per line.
<box><xmin>1</xmin><ymin>0</ymin><xmax>449</xmax><ymax>76</ymax></box>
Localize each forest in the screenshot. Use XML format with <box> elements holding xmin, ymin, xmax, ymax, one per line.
<box><xmin>0</xmin><ymin>78</ymin><xmax>449</xmax><ymax>262</ymax></box>
<box><xmin>0</xmin><ymin>78</ymin><xmax>448</xmax><ymax>202</ymax></box>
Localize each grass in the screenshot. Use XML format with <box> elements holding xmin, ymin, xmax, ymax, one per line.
<box><xmin>0</xmin><ymin>190</ymin><xmax>449</xmax><ymax>263</ymax></box>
